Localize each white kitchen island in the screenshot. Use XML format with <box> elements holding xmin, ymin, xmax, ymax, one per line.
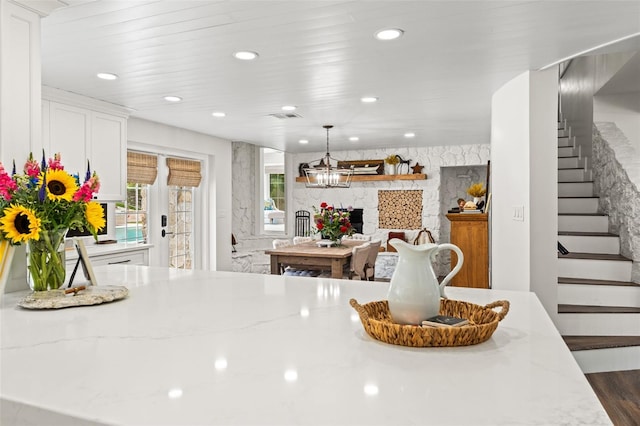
<box><xmin>1</xmin><ymin>265</ymin><xmax>610</xmax><ymax>425</ymax></box>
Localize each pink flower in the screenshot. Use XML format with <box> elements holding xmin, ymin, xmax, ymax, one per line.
<box><xmin>0</xmin><ymin>163</ymin><xmax>17</xmax><ymax>200</ymax></box>
<box><xmin>24</xmin><ymin>156</ymin><xmax>40</xmax><ymax>178</ymax></box>
<box><xmin>47</xmin><ymin>153</ymin><xmax>64</xmax><ymax>171</ymax></box>
<box><xmin>72</xmin><ymin>172</ymin><xmax>100</xmax><ymax>202</ymax></box>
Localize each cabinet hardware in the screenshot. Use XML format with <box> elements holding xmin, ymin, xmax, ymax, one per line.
<box><xmin>108</xmin><ymin>259</ymin><xmax>131</xmax><ymax>265</ymax></box>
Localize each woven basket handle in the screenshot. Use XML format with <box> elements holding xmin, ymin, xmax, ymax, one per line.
<box><xmin>484</xmin><ymin>300</ymin><xmax>510</xmax><ymax>321</ymax></box>
<box><xmin>349</xmin><ymin>299</ymin><xmax>370</xmax><ymax>322</ymax></box>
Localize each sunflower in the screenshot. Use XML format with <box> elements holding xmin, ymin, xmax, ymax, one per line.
<box><xmin>0</xmin><ymin>204</ymin><xmax>41</xmax><ymax>243</ymax></box>
<box><xmin>40</xmin><ymin>169</ymin><xmax>78</xmax><ymax>201</ymax></box>
<box><xmin>85</xmin><ymin>201</ymin><xmax>106</xmax><ymax>232</ymax></box>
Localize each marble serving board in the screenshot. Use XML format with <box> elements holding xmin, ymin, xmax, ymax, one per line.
<box><xmin>18</xmin><ymin>285</ymin><xmax>128</xmax><ymax>310</ymax></box>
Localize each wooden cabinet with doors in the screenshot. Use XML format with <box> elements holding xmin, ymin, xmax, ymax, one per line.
<box><xmin>446</xmin><ymin>213</ymin><xmax>489</xmax><ymax>288</ymax></box>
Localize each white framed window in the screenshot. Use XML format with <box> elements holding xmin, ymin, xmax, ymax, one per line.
<box><xmin>116</xmin><ymin>182</ymin><xmax>149</xmax><ymax>243</ymax></box>
<box><xmin>260</xmin><ymin>147</ymin><xmax>286</xmax><ymax>234</ymax></box>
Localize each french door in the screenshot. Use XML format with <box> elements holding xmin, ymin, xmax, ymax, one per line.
<box><xmin>153</xmin><ymin>153</ymin><xmax>202</xmax><ymax>270</ymax></box>
<box><xmin>165</xmin><ymin>186</ymin><xmax>195</xmax><ymax>269</ymax></box>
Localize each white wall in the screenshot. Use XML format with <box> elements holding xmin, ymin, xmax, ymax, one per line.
<box><xmin>529</xmin><ymin>69</ymin><xmax>560</xmax><ymax>318</ymax></box>
<box><xmin>491</xmin><ymin>72</ymin><xmax>531</xmax><ymax>292</ymax></box>
<box><xmin>594</xmin><ymin>92</ymin><xmax>640</xmax><ymax>152</ymax></box>
<box><xmin>560</xmin><ymin>51</ymin><xmax>635</xmax><ymax>159</ymax></box>
<box><xmin>490</xmin><ymin>68</ymin><xmax>558</xmax><ymax>318</ymax></box>
<box><xmin>127</xmin><ymin>118</ymin><xmax>233</xmax><ymax>272</ymax></box>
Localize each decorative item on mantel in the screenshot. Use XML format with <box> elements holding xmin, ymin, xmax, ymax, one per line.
<box><xmin>312</xmin><ymin>202</ymin><xmax>355</xmax><ymax>246</ymax></box>
<box><xmin>466</xmin><ymin>182</ymin><xmax>487</xmax><ymax>210</ymax></box>
<box><xmin>384</xmin><ymin>154</ymin><xmax>399</xmax><ymax>175</ymax></box>
<box><xmin>394</xmin><ymin>154</ymin><xmax>412</xmax><ymax>174</ymax></box>
<box><xmin>0</xmin><ymin>152</ymin><xmax>106</xmax><ymax>292</ymax></box>
<box><xmin>303</xmin><ymin>125</ymin><xmax>354</xmax><ymax>188</ymax></box>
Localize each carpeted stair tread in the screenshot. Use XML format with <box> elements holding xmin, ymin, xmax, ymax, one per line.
<box><xmin>558</xmin><ymin>231</ymin><xmax>617</xmax><ymax>237</ymax></box>
<box><xmin>558</xmin><ymin>304</ymin><xmax>640</xmax><ymax>314</ymax></box>
<box><xmin>563</xmin><ymin>336</ymin><xmax>640</xmax><ymax>351</ymax></box>
<box><xmin>557</xmin><ymin>252</ymin><xmax>630</xmax><ymax>261</ymax></box>
<box><xmin>558</xmin><ymin>213</ymin><xmax>607</xmax><ymax>216</ymax></box>
<box><xmin>558</xmin><ymin>277</ymin><xmax>640</xmax><ymax>287</ymax></box>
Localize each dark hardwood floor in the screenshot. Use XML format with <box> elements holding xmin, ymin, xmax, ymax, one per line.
<box><xmin>586</xmin><ymin>369</ymin><xmax>640</xmax><ymax>426</ymax></box>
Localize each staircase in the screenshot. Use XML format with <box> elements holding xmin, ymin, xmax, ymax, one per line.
<box><xmin>555</xmin><ymin>118</ymin><xmax>640</xmax><ymax>374</ymax></box>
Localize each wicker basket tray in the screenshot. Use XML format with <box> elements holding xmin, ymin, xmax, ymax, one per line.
<box><xmin>350</xmin><ymin>298</ymin><xmax>509</xmax><ymax>347</ymax></box>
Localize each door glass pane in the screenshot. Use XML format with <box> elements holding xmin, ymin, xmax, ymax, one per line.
<box><xmin>116</xmin><ymin>183</ymin><xmax>148</xmax><ymax>243</ymax></box>
<box><xmin>168</xmin><ymin>186</ymin><xmax>194</xmax><ymax>269</ymax></box>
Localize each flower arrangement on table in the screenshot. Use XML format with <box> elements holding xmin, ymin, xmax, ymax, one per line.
<box><xmin>312</xmin><ymin>202</ymin><xmax>355</xmax><ymax>244</ymax></box>
<box><xmin>0</xmin><ymin>152</ymin><xmax>106</xmax><ymax>291</ymax></box>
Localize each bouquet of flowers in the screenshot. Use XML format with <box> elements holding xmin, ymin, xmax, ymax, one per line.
<box><xmin>0</xmin><ymin>152</ymin><xmax>106</xmax><ymax>290</ymax></box>
<box><xmin>312</xmin><ymin>202</ymin><xmax>355</xmax><ymax>243</ymax></box>
<box><xmin>466</xmin><ymin>182</ymin><xmax>487</xmax><ymax>198</ymax></box>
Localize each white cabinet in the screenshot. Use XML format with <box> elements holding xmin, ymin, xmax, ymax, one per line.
<box><xmin>42</xmin><ymin>87</ymin><xmax>130</xmax><ymax>201</ymax></box>
<box><xmin>83</xmin><ymin>249</ymin><xmax>148</xmax><ymax>267</ymax></box>
<box><xmin>65</xmin><ymin>245</ymin><xmax>150</xmax><ymax>282</ymax></box>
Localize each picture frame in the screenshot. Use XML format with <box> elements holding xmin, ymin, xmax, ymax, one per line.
<box><xmin>72</xmin><ymin>238</ymin><xmax>98</xmax><ymax>286</ymax></box>
<box><xmin>337</xmin><ymin>159</ymin><xmax>384</xmax><ymax>175</ymax></box>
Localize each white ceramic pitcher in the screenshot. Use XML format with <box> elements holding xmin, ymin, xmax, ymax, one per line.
<box><xmin>386</xmin><ymin>239</ymin><xmax>464</xmax><ymax>325</ymax></box>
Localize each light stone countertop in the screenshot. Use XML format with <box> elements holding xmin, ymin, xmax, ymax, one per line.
<box><xmin>1</xmin><ymin>265</ymin><xmax>611</xmax><ymax>425</ymax></box>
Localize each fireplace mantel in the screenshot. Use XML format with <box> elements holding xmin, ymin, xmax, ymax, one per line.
<box><xmin>295</xmin><ymin>173</ymin><xmax>427</xmax><ymax>183</ymax></box>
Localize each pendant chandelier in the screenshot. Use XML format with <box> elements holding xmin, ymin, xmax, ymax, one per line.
<box><xmin>303</xmin><ymin>125</ymin><xmax>354</xmax><ymax>188</ymax></box>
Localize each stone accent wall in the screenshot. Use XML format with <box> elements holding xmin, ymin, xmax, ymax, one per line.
<box><xmin>437</xmin><ymin>165</ymin><xmax>488</xmax><ymax>274</ymax></box>
<box><xmin>593</xmin><ymin>123</ymin><xmax>640</xmax><ymax>282</ymax></box>
<box><xmin>231</xmin><ymin>142</ymin><xmax>272</xmax><ymax>273</ymax></box>
<box><xmin>292</xmin><ymin>144</ymin><xmax>490</xmax><ymax>277</ymax></box>
<box><xmin>231</xmin><ymin>142</ymin><xmax>490</xmax><ymax>277</ymax></box>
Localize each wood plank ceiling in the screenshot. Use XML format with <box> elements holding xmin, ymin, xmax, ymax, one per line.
<box><xmin>41</xmin><ymin>1</ymin><xmax>640</xmax><ymax>153</ymax></box>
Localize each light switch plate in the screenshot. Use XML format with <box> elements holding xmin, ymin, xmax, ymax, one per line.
<box><xmin>512</xmin><ymin>205</ymin><xmax>524</xmax><ymax>221</ymax></box>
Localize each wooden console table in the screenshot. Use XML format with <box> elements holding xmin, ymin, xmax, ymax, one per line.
<box><xmin>446</xmin><ymin>213</ymin><xmax>489</xmax><ymax>288</ymax></box>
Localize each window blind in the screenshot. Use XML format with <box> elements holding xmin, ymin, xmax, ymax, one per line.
<box><xmin>166</xmin><ymin>157</ymin><xmax>202</xmax><ymax>187</ymax></box>
<box><xmin>127</xmin><ymin>152</ymin><xmax>158</xmax><ymax>185</ymax></box>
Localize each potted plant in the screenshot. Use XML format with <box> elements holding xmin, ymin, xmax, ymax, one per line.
<box><xmin>384</xmin><ymin>155</ymin><xmax>399</xmax><ymax>175</ymax></box>
<box><xmin>466</xmin><ymin>183</ymin><xmax>487</xmax><ymax>204</ymax></box>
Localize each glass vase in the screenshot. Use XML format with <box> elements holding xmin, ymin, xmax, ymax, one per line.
<box><xmin>27</xmin><ymin>228</ymin><xmax>68</xmax><ymax>291</ymax></box>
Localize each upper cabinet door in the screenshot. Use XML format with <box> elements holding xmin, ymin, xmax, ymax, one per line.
<box><xmin>48</xmin><ymin>102</ymin><xmax>90</xmax><ymax>176</ymax></box>
<box><xmin>91</xmin><ymin>112</ymin><xmax>126</xmax><ymax>201</ymax></box>
<box><xmin>43</xmin><ymin>88</ymin><xmax>130</xmax><ymax>202</ymax></box>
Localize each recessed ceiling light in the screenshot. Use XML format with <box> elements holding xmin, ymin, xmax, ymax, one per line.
<box><xmin>404</xmin><ymin>132</ymin><xmax>416</xmax><ymax>138</ymax></box>
<box><xmin>163</xmin><ymin>96</ymin><xmax>182</xmax><ymax>102</ymax></box>
<box><xmin>97</xmin><ymin>72</ymin><xmax>118</xmax><ymax>80</ymax></box>
<box><xmin>299</xmin><ymin>139</ymin><xmax>309</xmax><ymax>144</ymax></box>
<box><xmin>233</xmin><ymin>51</ymin><xmax>259</xmax><ymax>60</ymax></box>
<box><xmin>349</xmin><ymin>136</ymin><xmax>359</xmax><ymax>142</ymax></box>
<box><xmin>361</xmin><ymin>96</ymin><xmax>378</xmax><ymax>103</ymax></box>
<box><xmin>212</xmin><ymin>112</ymin><xmax>226</xmax><ymax>118</ymax></box>
<box><xmin>375</xmin><ymin>28</ymin><xmax>404</xmax><ymax>41</ymax></box>
<box><xmin>282</xmin><ymin>105</ymin><xmax>297</xmax><ymax>111</ymax></box>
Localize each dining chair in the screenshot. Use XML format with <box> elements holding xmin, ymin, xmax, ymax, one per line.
<box><xmin>272</xmin><ymin>239</ymin><xmax>292</xmax><ymax>249</ymax></box>
<box><xmin>348</xmin><ymin>242</ymin><xmax>371</xmax><ymax>280</ymax></box>
<box><xmin>343</xmin><ymin>233</ymin><xmax>372</xmax><ymax>241</ymax></box>
<box><xmin>294</xmin><ymin>210</ymin><xmax>311</xmax><ymax>237</ymax></box>
<box><xmin>364</xmin><ymin>239</ymin><xmax>382</xmax><ymax>281</ymax></box>
<box><xmin>293</xmin><ymin>236</ymin><xmax>313</xmax><ymax>245</ymax></box>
